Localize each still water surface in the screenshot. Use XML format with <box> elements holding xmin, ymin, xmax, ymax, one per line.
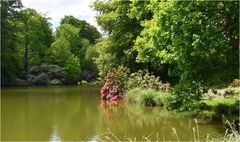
<box><xmin>1</xmin><ymin>86</ymin><xmax>225</xmax><ymax>141</ymax></box>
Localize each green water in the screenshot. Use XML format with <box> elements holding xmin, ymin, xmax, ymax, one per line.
<box><xmin>1</xmin><ymin>86</ymin><xmax>225</xmax><ymax>141</ymax></box>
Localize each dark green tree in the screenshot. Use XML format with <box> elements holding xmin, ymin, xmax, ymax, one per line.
<box><xmin>60</xmin><ymin>15</ymin><xmax>101</xmax><ymax>44</ymax></box>
<box><xmin>1</xmin><ymin>0</ymin><xmax>23</xmax><ymax>86</ymax></box>
<box><xmin>17</xmin><ymin>8</ymin><xmax>53</xmax><ymax>74</ymax></box>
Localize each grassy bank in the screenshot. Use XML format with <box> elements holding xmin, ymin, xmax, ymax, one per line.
<box><xmin>125</xmin><ymin>87</ymin><xmax>239</xmax><ymax>121</ymax></box>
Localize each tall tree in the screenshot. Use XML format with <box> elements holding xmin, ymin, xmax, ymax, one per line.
<box><xmin>47</xmin><ymin>37</ymin><xmax>80</xmax><ymax>83</ymax></box>
<box><xmin>133</xmin><ymin>1</ymin><xmax>239</xmax><ymax>85</ymax></box>
<box><xmin>60</xmin><ymin>15</ymin><xmax>101</xmax><ymax>44</ymax></box>
<box><xmin>59</xmin><ymin>16</ymin><xmax>101</xmax><ymax>81</ymax></box>
<box><xmin>55</xmin><ymin>24</ymin><xmax>80</xmax><ymax>57</ymax></box>
<box><xmin>92</xmin><ymin>0</ymin><xmax>150</xmax><ymax>76</ymax></box>
<box><xmin>17</xmin><ymin>8</ymin><xmax>53</xmax><ymax>75</ymax></box>
<box><xmin>1</xmin><ymin>0</ymin><xmax>23</xmax><ymax>86</ymax></box>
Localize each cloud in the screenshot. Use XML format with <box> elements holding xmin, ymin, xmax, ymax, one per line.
<box><xmin>22</xmin><ymin>0</ymin><xmax>100</xmax><ymax>31</ymax></box>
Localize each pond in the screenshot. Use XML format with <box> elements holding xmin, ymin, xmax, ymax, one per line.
<box><xmin>1</xmin><ymin>85</ymin><xmax>226</xmax><ymax>141</ymax></box>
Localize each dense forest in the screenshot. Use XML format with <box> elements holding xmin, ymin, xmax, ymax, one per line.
<box><xmin>1</xmin><ymin>0</ymin><xmax>239</xmax><ymax>87</ymax></box>
<box><xmin>1</xmin><ymin>0</ymin><xmax>101</xmax><ymax>86</ymax></box>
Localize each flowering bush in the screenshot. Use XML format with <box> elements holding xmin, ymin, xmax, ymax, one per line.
<box><xmin>100</xmin><ymin>66</ymin><xmax>129</xmax><ymax>102</ymax></box>
<box><xmin>100</xmin><ymin>67</ymin><xmax>169</xmax><ymax>103</ymax></box>
<box><xmin>126</xmin><ymin>70</ymin><xmax>164</xmax><ymax>91</ymax></box>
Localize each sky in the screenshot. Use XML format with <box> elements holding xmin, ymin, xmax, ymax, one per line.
<box><xmin>22</xmin><ymin>0</ymin><xmax>100</xmax><ymax>31</ymax></box>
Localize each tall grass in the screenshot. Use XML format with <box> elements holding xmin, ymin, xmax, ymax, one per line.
<box><xmin>98</xmin><ymin>117</ymin><xmax>239</xmax><ymax>141</ymax></box>
<box><xmin>125</xmin><ymin>88</ymin><xmax>169</xmax><ymax>107</ymax></box>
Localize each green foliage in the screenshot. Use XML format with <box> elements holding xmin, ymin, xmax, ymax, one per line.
<box><xmin>17</xmin><ymin>8</ymin><xmax>53</xmax><ymax>66</ymax></box>
<box><xmin>133</xmin><ymin>1</ymin><xmax>239</xmax><ymax>85</ymax></box>
<box><xmin>80</xmin><ymin>45</ymin><xmax>99</xmax><ymax>82</ymax></box>
<box><xmin>138</xmin><ymin>89</ymin><xmax>156</xmax><ymax>106</ymax></box>
<box><xmin>60</xmin><ymin>15</ymin><xmax>101</xmax><ymax>44</ymax></box>
<box><xmin>224</xmin><ymin>88</ymin><xmax>239</xmax><ymax>98</ymax></box>
<box><xmin>125</xmin><ymin>88</ymin><xmax>141</xmax><ymax>103</ymax></box>
<box><xmin>1</xmin><ymin>0</ymin><xmax>23</xmax><ymax>86</ymax></box>
<box><xmin>94</xmin><ymin>38</ymin><xmax>117</xmax><ymax>77</ymax></box>
<box><xmin>204</xmin><ymin>99</ymin><xmax>239</xmax><ymax>118</ymax></box>
<box><xmin>59</xmin><ymin>16</ymin><xmax>100</xmax><ymax>82</ymax></box>
<box><xmin>154</xmin><ymin>93</ymin><xmax>170</xmax><ymax>106</ymax></box>
<box><xmin>126</xmin><ymin>70</ymin><xmax>163</xmax><ymax>91</ymax></box>
<box><xmin>166</xmin><ymin>81</ymin><xmax>208</xmax><ymax>112</ymax></box>
<box><xmin>47</xmin><ymin>37</ymin><xmax>72</xmax><ymax>66</ymax></box>
<box><xmin>92</xmin><ymin>0</ymin><xmax>147</xmax><ymax>75</ymax></box>
<box><xmin>85</xmin><ymin>45</ymin><xmax>99</xmax><ymax>61</ymax></box>
<box><xmin>55</xmin><ymin>24</ymin><xmax>80</xmax><ymax>57</ymax></box>
<box><xmin>47</xmin><ymin>37</ymin><xmax>80</xmax><ymax>83</ymax></box>
<box><xmin>125</xmin><ymin>88</ymin><xmax>170</xmax><ymax>106</ymax></box>
<box><xmin>64</xmin><ymin>54</ymin><xmax>80</xmax><ymax>83</ymax></box>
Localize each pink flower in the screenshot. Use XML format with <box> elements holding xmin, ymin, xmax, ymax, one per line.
<box><xmin>110</xmin><ymin>95</ymin><xmax>118</xmax><ymax>102</ymax></box>
<box><xmin>100</xmin><ymin>88</ymin><xmax>105</xmax><ymax>95</ymax></box>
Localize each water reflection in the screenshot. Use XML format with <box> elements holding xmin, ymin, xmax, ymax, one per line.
<box><xmin>50</xmin><ymin>127</ymin><xmax>61</xmax><ymax>142</ymax></box>
<box><xmin>1</xmin><ymin>86</ymin><xmax>225</xmax><ymax>141</ymax></box>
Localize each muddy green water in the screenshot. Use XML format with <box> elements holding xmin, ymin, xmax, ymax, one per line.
<box><xmin>1</xmin><ymin>86</ymin><xmax>225</xmax><ymax>141</ymax></box>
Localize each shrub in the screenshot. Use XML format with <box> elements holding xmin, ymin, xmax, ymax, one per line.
<box><xmin>48</xmin><ymin>65</ymin><xmax>66</xmax><ymax>80</ymax></box>
<box><xmin>125</xmin><ymin>88</ymin><xmax>169</xmax><ymax>106</ymax></box>
<box><xmin>100</xmin><ymin>66</ymin><xmax>130</xmax><ymax>102</ymax></box>
<box><xmin>125</xmin><ymin>88</ymin><xmax>141</xmax><ymax>103</ymax></box>
<box><xmin>126</xmin><ymin>70</ymin><xmax>164</xmax><ymax>91</ymax></box>
<box><xmin>154</xmin><ymin>93</ymin><xmax>170</xmax><ymax>106</ymax></box>
<box><xmin>28</xmin><ymin>73</ymin><xmax>50</xmax><ymax>86</ymax></box>
<box><xmin>63</xmin><ymin>54</ymin><xmax>80</xmax><ymax>83</ymax></box>
<box><xmin>138</xmin><ymin>89</ymin><xmax>156</xmax><ymax>106</ymax></box>
<box><xmin>28</xmin><ymin>64</ymin><xmax>67</xmax><ymax>86</ymax></box>
<box><xmin>166</xmin><ymin>81</ymin><xmax>208</xmax><ymax>112</ymax></box>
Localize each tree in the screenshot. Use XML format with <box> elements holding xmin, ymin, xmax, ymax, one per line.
<box><xmin>133</xmin><ymin>1</ymin><xmax>239</xmax><ymax>85</ymax></box>
<box><xmin>59</xmin><ymin>16</ymin><xmax>101</xmax><ymax>81</ymax></box>
<box><xmin>1</xmin><ymin>0</ymin><xmax>23</xmax><ymax>86</ymax></box>
<box><xmin>17</xmin><ymin>8</ymin><xmax>53</xmax><ymax>72</ymax></box>
<box><xmin>64</xmin><ymin>54</ymin><xmax>80</xmax><ymax>83</ymax></box>
<box><xmin>56</xmin><ymin>24</ymin><xmax>80</xmax><ymax>57</ymax></box>
<box><xmin>92</xmin><ymin>0</ymin><xmax>148</xmax><ymax>77</ymax></box>
<box><xmin>47</xmin><ymin>37</ymin><xmax>72</xmax><ymax>67</ymax></box>
<box><xmin>60</xmin><ymin>15</ymin><xmax>101</xmax><ymax>44</ymax></box>
<box><xmin>47</xmin><ymin>37</ymin><xmax>80</xmax><ymax>83</ymax></box>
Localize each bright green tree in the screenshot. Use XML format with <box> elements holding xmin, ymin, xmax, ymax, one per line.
<box><xmin>47</xmin><ymin>37</ymin><xmax>80</xmax><ymax>83</ymax></box>
<box><xmin>55</xmin><ymin>24</ymin><xmax>80</xmax><ymax>56</ymax></box>
<box><xmin>64</xmin><ymin>54</ymin><xmax>80</xmax><ymax>83</ymax></box>
<box><xmin>133</xmin><ymin>1</ymin><xmax>239</xmax><ymax>85</ymax></box>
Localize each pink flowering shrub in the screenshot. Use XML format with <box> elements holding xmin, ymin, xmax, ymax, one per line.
<box><xmin>100</xmin><ymin>66</ymin><xmax>129</xmax><ymax>102</ymax></box>
<box><xmin>100</xmin><ymin>67</ymin><xmax>170</xmax><ymax>102</ymax></box>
